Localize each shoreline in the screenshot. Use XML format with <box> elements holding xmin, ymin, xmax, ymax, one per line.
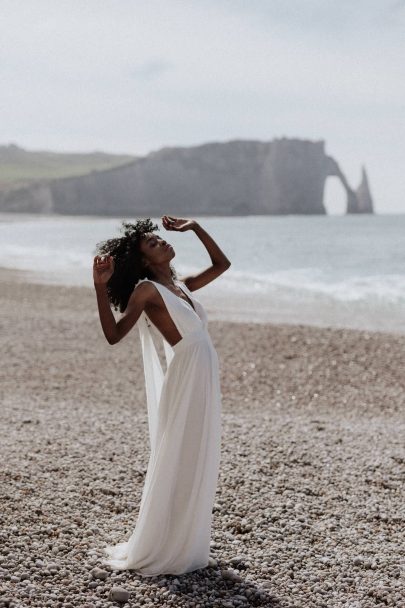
<box><xmin>1</xmin><ymin>265</ymin><xmax>405</xmax><ymax>336</ymax></box>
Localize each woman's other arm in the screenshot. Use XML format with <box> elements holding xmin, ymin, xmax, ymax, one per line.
<box><xmin>93</xmin><ymin>255</ymin><xmax>151</xmax><ymax>345</ymax></box>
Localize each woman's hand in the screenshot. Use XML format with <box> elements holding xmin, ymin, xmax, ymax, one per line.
<box><xmin>162</xmin><ymin>215</ymin><xmax>196</xmax><ymax>232</ymax></box>
<box><xmin>93</xmin><ymin>254</ymin><xmax>115</xmax><ymax>285</ymax></box>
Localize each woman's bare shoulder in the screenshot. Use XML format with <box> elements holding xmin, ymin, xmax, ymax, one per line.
<box><xmin>135</xmin><ymin>279</ymin><xmax>157</xmax><ymax>295</ymax></box>
<box><xmin>127</xmin><ymin>280</ymin><xmax>158</xmax><ymax>309</ymax></box>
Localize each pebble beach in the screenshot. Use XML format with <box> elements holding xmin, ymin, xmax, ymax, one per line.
<box><xmin>0</xmin><ymin>268</ymin><xmax>404</xmax><ymax>608</ymax></box>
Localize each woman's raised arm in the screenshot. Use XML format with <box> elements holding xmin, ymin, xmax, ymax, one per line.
<box><xmin>162</xmin><ymin>215</ymin><xmax>231</xmax><ymax>291</ymax></box>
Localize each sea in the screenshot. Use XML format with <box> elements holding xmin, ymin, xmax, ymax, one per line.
<box><xmin>1</xmin><ymin>212</ymin><xmax>405</xmax><ymax>333</ymax></box>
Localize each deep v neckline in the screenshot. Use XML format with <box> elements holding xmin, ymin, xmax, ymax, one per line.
<box><xmin>152</xmin><ymin>279</ymin><xmax>197</xmax><ymax>313</ymax></box>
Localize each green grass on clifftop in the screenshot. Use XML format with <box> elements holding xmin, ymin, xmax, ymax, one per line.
<box><xmin>0</xmin><ymin>144</ymin><xmax>135</xmax><ymax>189</ymax></box>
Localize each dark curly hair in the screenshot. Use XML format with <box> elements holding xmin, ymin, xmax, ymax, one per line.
<box><xmin>94</xmin><ymin>218</ymin><xmax>177</xmax><ymax>313</ymax></box>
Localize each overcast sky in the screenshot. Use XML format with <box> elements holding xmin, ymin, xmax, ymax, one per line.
<box><xmin>1</xmin><ymin>0</ymin><xmax>404</xmax><ymax>213</ymax></box>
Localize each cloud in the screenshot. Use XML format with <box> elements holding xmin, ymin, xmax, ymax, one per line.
<box><xmin>130</xmin><ymin>59</ymin><xmax>172</xmax><ymax>82</ymax></box>
<box><xmin>390</xmin><ymin>0</ymin><xmax>405</xmax><ymax>11</ymax></box>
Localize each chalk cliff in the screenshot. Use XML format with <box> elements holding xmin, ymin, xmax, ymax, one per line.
<box><xmin>0</xmin><ymin>138</ymin><xmax>374</xmax><ymax>215</ymax></box>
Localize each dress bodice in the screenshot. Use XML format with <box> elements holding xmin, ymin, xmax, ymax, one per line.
<box><xmin>133</xmin><ymin>278</ymin><xmax>210</xmax><ymax>453</ymax></box>
<box><xmin>136</xmin><ymin>277</ymin><xmax>208</xmax><ymax>339</ymax></box>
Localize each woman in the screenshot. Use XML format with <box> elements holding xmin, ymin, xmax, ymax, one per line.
<box><xmin>93</xmin><ymin>215</ymin><xmax>231</xmax><ymax>576</ymax></box>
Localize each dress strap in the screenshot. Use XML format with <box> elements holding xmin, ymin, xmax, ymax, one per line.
<box><xmin>137</xmin><ymin>311</ymin><xmax>163</xmax><ymax>455</ymax></box>
<box><xmin>135</xmin><ymin>278</ymin><xmax>174</xmax><ymax>454</ymax></box>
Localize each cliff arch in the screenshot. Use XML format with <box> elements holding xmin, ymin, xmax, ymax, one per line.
<box><xmin>323</xmin><ymin>177</ymin><xmax>347</xmax><ymax>215</ymax></box>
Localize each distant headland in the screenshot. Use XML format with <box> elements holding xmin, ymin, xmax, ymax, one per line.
<box><xmin>0</xmin><ymin>139</ymin><xmax>373</xmax><ymax>215</ymax></box>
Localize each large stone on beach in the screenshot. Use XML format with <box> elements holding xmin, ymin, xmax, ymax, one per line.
<box><xmin>230</xmin><ymin>554</ymin><xmax>248</xmax><ymax>564</ymax></box>
<box><xmin>90</xmin><ymin>566</ymin><xmax>108</xmax><ymax>580</ymax></box>
<box><xmin>221</xmin><ymin>568</ymin><xmax>243</xmax><ymax>582</ymax></box>
<box><xmin>109</xmin><ymin>586</ymin><xmax>130</xmax><ymax>603</ymax></box>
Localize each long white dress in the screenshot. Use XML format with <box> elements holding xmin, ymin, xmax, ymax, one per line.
<box><xmin>102</xmin><ymin>278</ymin><xmax>222</xmax><ymax>576</ymax></box>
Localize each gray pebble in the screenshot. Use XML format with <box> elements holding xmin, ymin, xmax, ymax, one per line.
<box><xmin>90</xmin><ymin>567</ymin><xmax>108</xmax><ymax>580</ymax></box>
<box><xmin>221</xmin><ymin>568</ymin><xmax>243</xmax><ymax>583</ymax></box>
<box><xmin>109</xmin><ymin>586</ymin><xmax>130</xmax><ymax>602</ymax></box>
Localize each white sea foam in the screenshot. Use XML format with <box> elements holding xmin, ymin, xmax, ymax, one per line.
<box><xmin>210</xmin><ymin>269</ymin><xmax>405</xmax><ymax>303</ymax></box>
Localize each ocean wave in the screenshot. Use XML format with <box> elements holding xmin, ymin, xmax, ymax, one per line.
<box><xmin>201</xmin><ymin>268</ymin><xmax>405</xmax><ymax>305</ymax></box>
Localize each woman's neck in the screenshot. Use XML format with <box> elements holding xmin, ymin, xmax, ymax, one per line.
<box><xmin>148</xmin><ymin>265</ymin><xmax>174</xmax><ymax>285</ymax></box>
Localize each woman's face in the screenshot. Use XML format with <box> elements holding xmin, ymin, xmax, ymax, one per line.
<box><xmin>139</xmin><ymin>232</ymin><xmax>175</xmax><ymax>267</ymax></box>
